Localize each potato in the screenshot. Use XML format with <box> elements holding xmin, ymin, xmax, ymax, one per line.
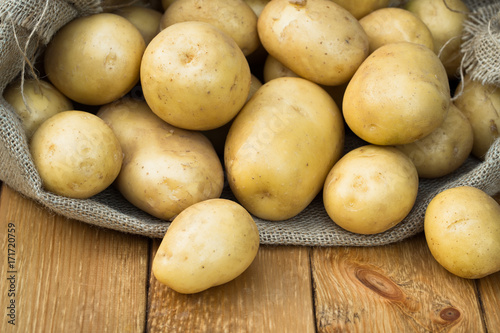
<box><xmin>330</xmin><ymin>0</ymin><xmax>391</xmax><ymax>19</ymax></box>
<box><xmin>343</xmin><ymin>41</ymin><xmax>450</xmax><ymax>146</ymax></box>
<box><xmin>97</xmin><ymin>97</ymin><xmax>224</xmax><ymax>221</ymax></box>
<box><xmin>257</xmin><ymin>0</ymin><xmax>369</xmax><ymax>86</ymax></box>
<box><xmin>263</xmin><ymin>54</ymin><xmax>300</xmax><ymax>83</ymax></box>
<box><xmin>114</xmin><ymin>5</ymin><xmax>163</xmax><ymax>45</ymax></box>
<box><xmin>244</xmin><ymin>0</ymin><xmax>270</xmax><ymax>17</ymax></box>
<box><xmin>395</xmin><ymin>103</ymin><xmax>473</xmax><ymax>178</ymax></box>
<box><xmin>160</xmin><ymin>0</ymin><xmax>259</xmax><ymax>56</ymax></box>
<box><xmin>359</xmin><ymin>7</ymin><xmax>434</xmax><ymax>53</ymax></box>
<box><xmin>405</xmin><ymin>0</ymin><xmax>469</xmax><ymax>78</ymax></box>
<box><xmin>152</xmin><ymin>198</ymin><xmax>260</xmax><ymax>294</ymax></box>
<box><xmin>3</xmin><ymin>79</ymin><xmax>73</xmax><ymax>139</ymax></box>
<box><xmin>453</xmin><ymin>76</ymin><xmax>500</xmax><ymax>160</ymax></box>
<box><xmin>30</xmin><ymin>111</ymin><xmax>123</xmax><ymax>199</ymax></box>
<box><xmin>424</xmin><ymin>186</ymin><xmax>500</xmax><ymax>279</ymax></box>
<box><xmin>141</xmin><ymin>21</ymin><xmax>251</xmax><ymax>131</ymax></box>
<box><xmin>323</xmin><ymin>145</ymin><xmax>419</xmax><ymax>234</ymax></box>
<box><xmin>44</xmin><ymin>13</ymin><xmax>145</xmax><ymax>105</ymax></box>
<box><xmin>225</xmin><ymin>77</ymin><xmax>344</xmax><ymax>221</ymax></box>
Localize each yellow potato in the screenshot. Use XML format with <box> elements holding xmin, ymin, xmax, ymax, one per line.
<box><xmin>3</xmin><ymin>79</ymin><xmax>73</xmax><ymax>139</ymax></box>
<box><xmin>257</xmin><ymin>0</ymin><xmax>369</xmax><ymax>86</ymax></box>
<box><xmin>263</xmin><ymin>54</ymin><xmax>300</xmax><ymax>83</ymax></box>
<box><xmin>141</xmin><ymin>21</ymin><xmax>251</xmax><ymax>131</ymax></box>
<box><xmin>97</xmin><ymin>97</ymin><xmax>224</xmax><ymax>221</ymax></box>
<box><xmin>160</xmin><ymin>0</ymin><xmax>260</xmax><ymax>56</ymax></box>
<box><xmin>343</xmin><ymin>42</ymin><xmax>450</xmax><ymax>145</ymax></box>
<box><xmin>330</xmin><ymin>0</ymin><xmax>391</xmax><ymax>19</ymax></box>
<box><xmin>30</xmin><ymin>111</ymin><xmax>123</xmax><ymax>199</ymax></box>
<box><xmin>405</xmin><ymin>0</ymin><xmax>470</xmax><ymax>78</ymax></box>
<box><xmin>395</xmin><ymin>103</ymin><xmax>473</xmax><ymax>178</ymax></box>
<box><xmin>244</xmin><ymin>0</ymin><xmax>270</xmax><ymax>17</ymax></box>
<box><xmin>425</xmin><ymin>186</ymin><xmax>500</xmax><ymax>279</ymax></box>
<box><xmin>323</xmin><ymin>145</ymin><xmax>419</xmax><ymax>234</ymax></box>
<box><xmin>359</xmin><ymin>7</ymin><xmax>434</xmax><ymax>53</ymax></box>
<box><xmin>453</xmin><ymin>76</ymin><xmax>500</xmax><ymax>159</ymax></box>
<box><xmin>225</xmin><ymin>77</ymin><xmax>345</xmax><ymax>221</ymax></box>
<box><xmin>44</xmin><ymin>13</ymin><xmax>145</xmax><ymax>105</ymax></box>
<box><xmin>114</xmin><ymin>5</ymin><xmax>163</xmax><ymax>45</ymax></box>
<box><xmin>152</xmin><ymin>198</ymin><xmax>260</xmax><ymax>294</ymax></box>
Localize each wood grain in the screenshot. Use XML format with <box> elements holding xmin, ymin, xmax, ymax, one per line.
<box><xmin>312</xmin><ymin>233</ymin><xmax>485</xmax><ymax>332</ymax></box>
<box><xmin>0</xmin><ymin>185</ymin><xmax>150</xmax><ymax>332</ymax></box>
<box><xmin>147</xmin><ymin>240</ymin><xmax>315</xmax><ymax>333</ymax></box>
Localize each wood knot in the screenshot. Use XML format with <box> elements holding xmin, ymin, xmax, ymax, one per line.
<box><xmin>439</xmin><ymin>307</ymin><xmax>460</xmax><ymax>322</ymax></box>
<box><xmin>355</xmin><ymin>267</ymin><xmax>404</xmax><ymax>301</ymax></box>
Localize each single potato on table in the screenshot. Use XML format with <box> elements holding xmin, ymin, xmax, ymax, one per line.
<box><xmin>44</xmin><ymin>13</ymin><xmax>145</xmax><ymax>105</ymax></box>
<box><xmin>141</xmin><ymin>21</ymin><xmax>251</xmax><ymax>131</ymax></box>
<box><xmin>343</xmin><ymin>41</ymin><xmax>450</xmax><ymax>146</ymax></box>
<box><xmin>225</xmin><ymin>77</ymin><xmax>345</xmax><ymax>221</ymax></box>
<box><xmin>425</xmin><ymin>186</ymin><xmax>500</xmax><ymax>279</ymax></box>
<box><xmin>30</xmin><ymin>111</ymin><xmax>123</xmax><ymax>199</ymax></box>
<box><xmin>257</xmin><ymin>0</ymin><xmax>369</xmax><ymax>86</ymax></box>
<box><xmin>323</xmin><ymin>145</ymin><xmax>419</xmax><ymax>235</ymax></box>
<box><xmin>152</xmin><ymin>198</ymin><xmax>260</xmax><ymax>294</ymax></box>
<box><xmin>97</xmin><ymin>97</ymin><xmax>224</xmax><ymax>221</ymax></box>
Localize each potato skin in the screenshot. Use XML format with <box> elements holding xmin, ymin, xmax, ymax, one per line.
<box><xmin>225</xmin><ymin>77</ymin><xmax>344</xmax><ymax>221</ymax></box>
<box><xmin>257</xmin><ymin>0</ymin><xmax>369</xmax><ymax>86</ymax></box>
<box><xmin>141</xmin><ymin>21</ymin><xmax>251</xmax><ymax>131</ymax></box>
<box><xmin>152</xmin><ymin>198</ymin><xmax>260</xmax><ymax>294</ymax></box>
<box><xmin>323</xmin><ymin>145</ymin><xmax>419</xmax><ymax>234</ymax></box>
<box><xmin>114</xmin><ymin>5</ymin><xmax>163</xmax><ymax>45</ymax></box>
<box><xmin>30</xmin><ymin>111</ymin><xmax>123</xmax><ymax>199</ymax></box>
<box><xmin>97</xmin><ymin>98</ymin><xmax>224</xmax><ymax>220</ymax></box>
<box><xmin>343</xmin><ymin>42</ymin><xmax>450</xmax><ymax>146</ymax></box>
<box><xmin>44</xmin><ymin>13</ymin><xmax>145</xmax><ymax>105</ymax></box>
<box><xmin>424</xmin><ymin>186</ymin><xmax>500</xmax><ymax>279</ymax></box>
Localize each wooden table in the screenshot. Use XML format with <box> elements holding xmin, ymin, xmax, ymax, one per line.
<box><xmin>1</xmin><ymin>182</ymin><xmax>499</xmax><ymax>332</ymax></box>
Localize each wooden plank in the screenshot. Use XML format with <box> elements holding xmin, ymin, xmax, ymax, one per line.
<box><xmin>312</xmin><ymin>233</ymin><xmax>485</xmax><ymax>332</ymax></box>
<box><xmin>147</xmin><ymin>240</ymin><xmax>315</xmax><ymax>333</ymax></box>
<box><xmin>0</xmin><ymin>185</ymin><xmax>150</xmax><ymax>332</ymax></box>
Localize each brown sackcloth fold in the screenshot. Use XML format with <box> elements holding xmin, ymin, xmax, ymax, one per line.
<box><xmin>1</xmin><ymin>0</ymin><xmax>499</xmax><ymax>245</ymax></box>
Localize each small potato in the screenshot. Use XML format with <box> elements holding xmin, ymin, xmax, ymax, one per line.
<box><xmin>3</xmin><ymin>79</ymin><xmax>73</xmax><ymax>139</ymax></box>
<box><xmin>44</xmin><ymin>13</ymin><xmax>145</xmax><ymax>105</ymax></box>
<box><xmin>257</xmin><ymin>0</ymin><xmax>369</xmax><ymax>86</ymax></box>
<box><xmin>395</xmin><ymin>103</ymin><xmax>473</xmax><ymax>178</ymax></box>
<box><xmin>244</xmin><ymin>0</ymin><xmax>270</xmax><ymax>17</ymax></box>
<box><xmin>141</xmin><ymin>21</ymin><xmax>251</xmax><ymax>131</ymax></box>
<box><xmin>225</xmin><ymin>77</ymin><xmax>345</xmax><ymax>221</ymax></box>
<box><xmin>114</xmin><ymin>5</ymin><xmax>163</xmax><ymax>45</ymax></box>
<box><xmin>424</xmin><ymin>186</ymin><xmax>500</xmax><ymax>279</ymax></box>
<box><xmin>343</xmin><ymin>42</ymin><xmax>450</xmax><ymax>145</ymax></box>
<box><xmin>263</xmin><ymin>54</ymin><xmax>300</xmax><ymax>83</ymax></box>
<box><xmin>453</xmin><ymin>76</ymin><xmax>500</xmax><ymax>159</ymax></box>
<box><xmin>98</xmin><ymin>97</ymin><xmax>224</xmax><ymax>220</ymax></box>
<box><xmin>359</xmin><ymin>7</ymin><xmax>434</xmax><ymax>53</ymax></box>
<box><xmin>152</xmin><ymin>198</ymin><xmax>260</xmax><ymax>294</ymax></box>
<box><xmin>330</xmin><ymin>0</ymin><xmax>391</xmax><ymax>19</ymax></box>
<box><xmin>30</xmin><ymin>111</ymin><xmax>123</xmax><ymax>199</ymax></box>
<box><xmin>160</xmin><ymin>0</ymin><xmax>260</xmax><ymax>56</ymax></box>
<box><xmin>323</xmin><ymin>145</ymin><xmax>419</xmax><ymax>234</ymax></box>
<box><xmin>405</xmin><ymin>0</ymin><xmax>469</xmax><ymax>78</ymax></box>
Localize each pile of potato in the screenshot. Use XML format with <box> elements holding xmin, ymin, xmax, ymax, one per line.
<box><xmin>4</xmin><ymin>0</ymin><xmax>500</xmax><ymax>292</ymax></box>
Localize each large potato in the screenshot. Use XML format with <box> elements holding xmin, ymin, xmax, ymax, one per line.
<box><xmin>343</xmin><ymin>41</ymin><xmax>450</xmax><ymax>146</ymax></box>
<box><xmin>30</xmin><ymin>111</ymin><xmax>123</xmax><ymax>199</ymax></box>
<box><xmin>405</xmin><ymin>0</ymin><xmax>469</xmax><ymax>78</ymax></box>
<box><xmin>44</xmin><ymin>13</ymin><xmax>145</xmax><ymax>105</ymax></box>
<box><xmin>160</xmin><ymin>0</ymin><xmax>260</xmax><ymax>56</ymax></box>
<box><xmin>3</xmin><ymin>79</ymin><xmax>73</xmax><ymax>139</ymax></box>
<box><xmin>453</xmin><ymin>76</ymin><xmax>500</xmax><ymax>159</ymax></box>
<box><xmin>97</xmin><ymin>97</ymin><xmax>224</xmax><ymax>221</ymax></box>
<box><xmin>323</xmin><ymin>145</ymin><xmax>419</xmax><ymax>234</ymax></box>
<box><xmin>257</xmin><ymin>0</ymin><xmax>369</xmax><ymax>86</ymax></box>
<box><xmin>225</xmin><ymin>77</ymin><xmax>345</xmax><ymax>221</ymax></box>
<box><xmin>395</xmin><ymin>103</ymin><xmax>473</xmax><ymax>178</ymax></box>
<box><xmin>359</xmin><ymin>7</ymin><xmax>434</xmax><ymax>53</ymax></box>
<box><xmin>425</xmin><ymin>186</ymin><xmax>500</xmax><ymax>279</ymax></box>
<box><xmin>152</xmin><ymin>198</ymin><xmax>260</xmax><ymax>294</ymax></box>
<box><xmin>141</xmin><ymin>21</ymin><xmax>251</xmax><ymax>131</ymax></box>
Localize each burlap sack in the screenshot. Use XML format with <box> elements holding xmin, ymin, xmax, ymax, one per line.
<box><xmin>0</xmin><ymin>0</ymin><xmax>499</xmax><ymax>245</ymax></box>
